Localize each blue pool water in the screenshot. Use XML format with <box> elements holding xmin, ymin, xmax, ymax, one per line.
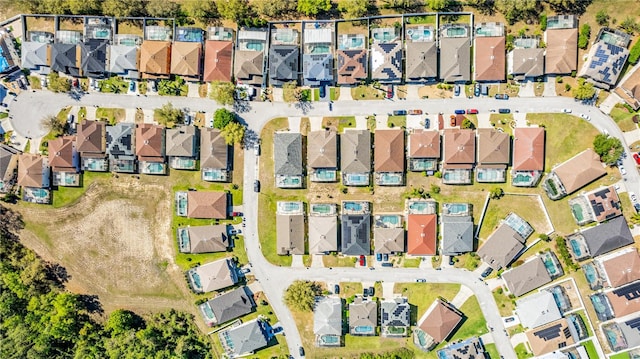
<box><xmin>354</xmin><ymin>326</ymin><xmax>373</xmax><ymax>333</ymax></box>
<box><xmin>591</xmin><ymin>296</ymin><xmax>606</xmax><ymax>314</ymax></box>
<box><xmin>344</xmin><ymin>202</ymin><xmax>362</xmax><ymax>211</ymax></box>
<box><xmin>570</xmin><ymin>239</ymin><xmax>582</xmax><ymax>257</ymax></box>
<box><xmin>584</xmin><ymin>264</ymin><xmax>598</xmax><ymax>285</ymax></box>
<box><xmin>410</xmin><ymin>29</ymin><xmax>432</xmax><ymax>41</ymax></box>
<box><xmin>33</xmin><ymin>188</ymin><xmax>48</xmax><ymax>198</ymax></box>
<box><xmin>146</xmin><ymin>162</ymin><xmax>164</xmax><ymax>173</ymax></box>
<box><xmin>446</xmin><ymin>203</ymin><xmax>467</xmax><ymax>214</ymax></box>
<box><xmin>409</xmin><ymin>202</ymin><xmax>427</xmax><ymax>211</ymax></box>
<box><xmin>0</xmin><ymin>47</ymin><xmax>9</xmax><ymax>73</ymax></box>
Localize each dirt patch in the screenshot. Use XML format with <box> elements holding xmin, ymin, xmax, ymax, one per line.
<box><xmin>15</xmin><ymin>177</ymin><xmax>194</xmax><ymax>316</ymax></box>
<box><xmin>418</xmin><ymin>85</ymin><xmax>453</xmax><ymax>99</ymax></box>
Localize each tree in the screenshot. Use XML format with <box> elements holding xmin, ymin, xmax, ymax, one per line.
<box><xmin>466</xmin><ymin>0</ymin><xmax>495</xmax><ymax>15</ymax></box>
<box><xmin>213</xmin><ymin>108</ymin><xmax>235</xmax><ymax>129</ymax></box>
<box><xmin>101</xmin><ymin>0</ymin><xmax>146</xmax><ymax>17</ymax></box>
<box><xmin>255</xmin><ymin>0</ymin><xmax>297</xmax><ymax>18</ymax></box>
<box><xmin>489</xmin><ymin>187</ymin><xmax>504</xmax><ymax>199</ymax></box>
<box><xmin>572</xmin><ymin>78</ymin><xmax>596</xmax><ymax>100</ymax></box>
<box><xmin>154</xmin><ymin>103</ymin><xmax>184</xmax><ymax>128</ymax></box>
<box><xmin>620</xmin><ymin>16</ymin><xmax>639</xmax><ymax>35</ymax></box>
<box><xmin>593</xmin><ymin>133</ymin><xmax>624</xmax><ymax>165</ymax></box>
<box><xmin>596</xmin><ymin>10</ymin><xmax>610</xmax><ymax>26</ymax></box>
<box><xmin>284</xmin><ymin>280</ymin><xmax>321</xmax><ymax>311</ymax></box>
<box><xmin>539</xmin><ymin>13</ymin><xmax>547</xmax><ymax>31</ymax></box>
<box><xmin>495</xmin><ymin>0</ymin><xmax>537</xmax><ymax>24</ymax></box>
<box><xmin>222</xmin><ymin>121</ymin><xmax>246</xmax><ymax>145</ymax></box>
<box><xmin>210</xmin><ymin>81</ymin><xmax>236</xmax><ymax>106</ymax></box>
<box><xmin>67</xmin><ymin>0</ymin><xmax>102</xmax><ymax>15</ymax></box>
<box><xmin>157</xmin><ymin>77</ymin><xmax>186</xmax><ymax>96</ymax></box>
<box><xmin>183</xmin><ymin>0</ymin><xmax>218</xmax><ymax>23</ymax></box>
<box><xmin>105</xmin><ymin>309</ymin><xmax>144</xmax><ymax>336</ymax></box>
<box><xmin>461</xmin><ymin>118</ymin><xmax>475</xmax><ymax>129</ymax></box>
<box><xmin>297</xmin><ymin>0</ymin><xmax>332</xmax><ymax>17</ymax></box>
<box><xmin>41</xmin><ymin>115</ymin><xmax>65</xmax><ymax>136</ymax></box>
<box><xmin>146</xmin><ymin>0</ymin><xmax>182</xmax><ymax>18</ymax></box>
<box><xmin>578</xmin><ymin>23</ymin><xmax>591</xmax><ymax>49</ymax></box>
<box><xmin>629</xmin><ymin>40</ymin><xmax>640</xmax><ymax>65</ymax></box>
<box><xmin>217</xmin><ymin>0</ymin><xmax>250</xmax><ymax>22</ymax></box>
<box><xmin>426</xmin><ymin>0</ymin><xmax>452</xmax><ymax>11</ymax></box>
<box><xmin>337</xmin><ymin>0</ymin><xmax>369</xmax><ymax>19</ymax></box>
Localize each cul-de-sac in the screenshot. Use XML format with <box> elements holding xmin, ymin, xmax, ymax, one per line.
<box><xmin>3</xmin><ymin>1</ymin><xmax>640</xmax><ymax>359</ymax></box>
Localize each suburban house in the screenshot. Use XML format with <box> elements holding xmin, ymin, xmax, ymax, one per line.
<box><xmin>309</xmin><ymin>203</ymin><xmax>338</xmax><ymax>254</ymax></box>
<box><xmin>79</xmin><ymin>39</ymin><xmax>108</xmax><ymax>78</ymax></box>
<box><xmin>276</xmin><ymin>201</ymin><xmax>305</xmax><ymax>255</ymax></box>
<box><xmin>268</xmin><ymin>28</ymin><xmax>299</xmax><ymax>86</ymax></box>
<box><xmin>0</xmin><ymin>144</ymin><xmax>19</xmax><ymax>194</ymax></box>
<box><xmin>544</xmin><ymin>15</ymin><xmax>578</xmax><ymax>75</ymax></box>
<box><xmin>302</xmin><ymin>25</ymin><xmax>334</xmax><ymax>86</ymax></box>
<box><xmin>477</xmin><ymin>222</ymin><xmax>525</xmax><ymax>270</ymax></box>
<box><xmin>171</xmin><ymin>35</ymin><xmax>203</xmax><ymax>81</ymax></box>
<box><xmin>51</xmin><ymin>30</ymin><xmax>82</xmax><ymax>76</ymax></box>
<box><xmin>219</xmin><ymin>318</ymin><xmax>272</xmax><ymax>357</ymax></box>
<box><xmin>48</xmin><ymin>136</ymin><xmax>81</xmax><ymax>187</ymax></box>
<box><xmin>349</xmin><ymin>296</ymin><xmax>377</xmax><ymax>336</ymax></box>
<box><xmin>17</xmin><ymin>154</ymin><xmax>50</xmax><ymax>204</ymax></box>
<box><xmin>569</xmin><ymin>186</ymin><xmax>622</xmax><ymax>225</ymax></box>
<box><xmin>21</xmin><ymin>31</ymin><xmax>54</xmax><ymax>74</ymax></box>
<box><xmin>177</xmin><ymin>224</ymin><xmax>229</xmax><ymax>254</ymax></box>
<box><xmin>474</xmin><ymin>22</ymin><xmax>505</xmax><ymax>82</ymax></box>
<box><xmin>512</xmin><ymin>127</ymin><xmax>545</xmax><ymax>187</ymax></box>
<box><xmin>579</xmin><ymin>28</ymin><xmax>630</xmax><ymax>89</ymax></box>
<box><xmin>307</xmin><ymin>129</ymin><xmax>337</xmax><ymax>182</ymax></box>
<box><xmin>507</xmin><ymin>38</ymin><xmax>545</xmax><ymax>80</ymax></box>
<box><xmin>187</xmin><ymin>257</ymin><xmax>238</xmax><ymax>293</ymax></box>
<box><xmin>199</xmin><ymin>286</ymin><xmax>254</xmax><ymax>327</ymax></box>
<box><xmin>615</xmin><ymin>58</ymin><xmax>640</xmax><ymax>109</ymax></box>
<box><xmin>502</xmin><ymin>257</ymin><xmax>553</xmax><ymax>297</ymax></box>
<box><xmin>109</xmin><ymin>34</ymin><xmax>142</xmax><ymax>79</ymax></box>
<box><xmin>370</xmin><ymin>27</ymin><xmax>402</xmax><ymax>83</ymax></box>
<box><xmin>203</xmin><ymin>27</ymin><xmax>234</xmax><ymax>82</ymax></box>
<box><xmin>274</xmin><ymin>132</ymin><xmax>303</xmax><ymax>188</ymax></box>
<box><xmin>166</xmin><ymin>125</ymin><xmax>198</xmax><ymax>170</ymax></box>
<box><xmin>408</xmin><ymin>129</ymin><xmax>440</xmax><ymax>173</ymax></box>
<box><xmin>441</xmin><ymin>213</ymin><xmax>473</xmax><ymax>256</ymax></box>
<box><xmin>543</xmin><ymin>148</ymin><xmax>606</xmax><ymax>200</ymax></box>
<box><xmin>77</xmin><ymin>120</ymin><xmax>107</xmax><ymax>172</ymax></box>
<box><xmin>404</xmin><ymin>25</ymin><xmax>437</xmax><ymax>82</ymax></box>
<box><xmin>380</xmin><ymin>297</ymin><xmax>410</xmax><ymax>337</ymax></box>
<box><xmin>567</xmin><ymin>216</ymin><xmax>634</xmax><ymax>261</ymax></box>
<box><xmin>439</xmin><ymin>24</ymin><xmax>471</xmax><ymax>82</ymax></box>
<box><xmin>341</xmin><ymin>213</ymin><xmax>371</xmax><ymax>256</ymax></box>
<box><xmin>605</xmin><ymin>282</ymin><xmax>640</xmax><ymax>318</ymax></box>
<box><xmin>442</xmin><ymin>129</ymin><xmax>476</xmax><ymax>185</ymax></box>
<box><xmin>337</xmin><ymin>34</ymin><xmax>367</xmax><ymax>85</ymax></box>
<box><xmin>436</xmin><ymin>337</ymin><xmax>487</xmax><ymax>359</ymax></box>
<box><xmin>313</xmin><ymin>296</ymin><xmax>342</xmax><ymax>347</ymax></box>
<box><xmin>599</xmin><ymin>248</ymin><xmax>640</xmax><ymax>288</ymax></box>
<box><xmin>407</xmin><ymin>213</ymin><xmax>437</xmax><ymax>256</ymax></box>
<box><xmin>476</xmin><ymin>129</ymin><xmax>510</xmax><ymax>183</ymax></box>
<box><xmin>135</xmin><ymin>123</ymin><xmax>166</xmax><ymax>175</ymax></box>
<box><xmin>414</xmin><ymin>299</ymin><xmax>463</xmax><ymax>351</ymax></box>
<box><xmin>200</xmin><ymin>128</ymin><xmax>229</xmax><ymax>182</ymax></box>
<box><xmin>374</xmin><ymin>214</ymin><xmax>405</xmax><ymax>255</ymax></box>
<box><xmin>106</xmin><ymin>123</ymin><xmax>136</xmax><ymax>173</ymax></box>
<box><xmin>515</xmin><ymin>291</ymin><xmax>562</xmax><ymax>329</ymax></box>
<box><xmin>234</xmin><ymin>29</ymin><xmax>268</xmax><ymax>86</ymax></box>
<box><xmin>525</xmin><ymin>318</ymin><xmax>578</xmax><ymax>356</ymax></box>
<box><xmin>139</xmin><ymin>40</ymin><xmax>171</xmax><ymax>79</ymax></box>
<box><xmin>176</xmin><ymin>191</ymin><xmax>228</xmax><ymax>219</ymax></box>
<box><xmin>341</xmin><ymin>129</ymin><xmax>371</xmax><ymax>186</ymax></box>
<box><xmin>374</xmin><ymin>129</ymin><xmax>405</xmax><ymax>186</ymax></box>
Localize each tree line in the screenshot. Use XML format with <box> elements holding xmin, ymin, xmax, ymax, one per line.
<box><xmin>0</xmin><ymin>204</ymin><xmax>214</xmax><ymax>359</ymax></box>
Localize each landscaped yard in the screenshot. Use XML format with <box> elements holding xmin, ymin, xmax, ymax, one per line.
<box><xmin>489</xmin><ymin>83</ymin><xmax>520</xmax><ymax>97</ymax></box>
<box><xmin>514</xmin><ymin>342</ymin><xmax>533</xmax><ymax>358</ymax></box>
<box><xmin>352</xmin><ymin>85</ymin><xmax>386</xmax><ymax>100</ymax></box>
<box><xmin>95</xmin><ymin>107</ymin><xmax>125</xmax><ymax>125</ymax></box>
<box><xmin>323</xmin><ymin>254</ymin><xmax>357</xmax><ymax>267</ymax></box>
<box><xmin>610</xmin><ymin>104</ymin><xmax>639</xmax><ymax>132</ymax></box>
<box><xmin>493</xmin><ymin>287</ymin><xmax>515</xmax><ymax>317</ymax></box>
<box><xmin>387</xmin><ymin>115</ymin><xmax>406</xmax><ymax>128</ymax></box>
<box><xmin>322</xmin><ymin>116</ymin><xmax>356</xmax><ymax>132</ymax></box>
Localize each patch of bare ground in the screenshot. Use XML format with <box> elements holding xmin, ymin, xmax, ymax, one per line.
<box><xmin>15</xmin><ymin>177</ymin><xmax>195</xmax><ymax>318</ymax></box>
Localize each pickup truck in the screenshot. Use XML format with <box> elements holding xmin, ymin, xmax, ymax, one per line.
<box><xmin>495</xmin><ymin>94</ymin><xmax>509</xmax><ymax>100</ymax></box>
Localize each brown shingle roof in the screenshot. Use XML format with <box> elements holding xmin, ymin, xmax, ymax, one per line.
<box><xmin>553</xmin><ymin>149</ymin><xmax>606</xmax><ymax>195</ymax></box>
<box><xmin>474</xmin><ymin>36</ymin><xmax>505</xmax><ymax>81</ymax></box>
<box><xmin>337</xmin><ymin>49</ymin><xmax>367</xmax><ymax>85</ymax></box>
<box><xmin>374</xmin><ymin>129</ymin><xmax>404</xmax><ymax>172</ymax></box>
<box><xmin>602</xmin><ymin>249</ymin><xmax>640</xmax><ymax>288</ymax></box>
<box><xmin>18</xmin><ymin>154</ymin><xmax>47</xmax><ymax>188</ymax></box>
<box><xmin>407</xmin><ymin>214</ymin><xmax>437</xmax><ymax>255</ymax></box>
<box><xmin>76</xmin><ymin>120</ymin><xmax>105</xmax><ymax>154</ymax></box>
<box><xmin>502</xmin><ymin>258</ymin><xmax>552</xmax><ymax>297</ymax></box>
<box><xmin>307</xmin><ymin>130</ymin><xmax>337</xmax><ymax>169</ymax></box>
<box><xmin>409</xmin><ymin>129</ymin><xmax>440</xmax><ymax>158</ymax></box>
<box><xmin>135</xmin><ymin>123</ymin><xmax>165</xmax><ymax>159</ymax></box>
<box><xmin>545</xmin><ymin>28</ymin><xmax>578</xmax><ymax>74</ymax></box>
<box><xmin>200</xmin><ymin>128</ymin><xmax>228</xmax><ymax>169</ymax></box>
<box><xmin>204</xmin><ymin>41</ymin><xmax>233</xmax><ymax>82</ymax></box>
<box><xmin>187</xmin><ymin>191</ymin><xmax>227</xmax><ymax>219</ymax></box>
<box><xmin>140</xmin><ymin>41</ymin><xmax>171</xmax><ymax>78</ymax></box>
<box><xmin>477</xmin><ymin>129</ymin><xmax>510</xmax><ymax>165</ymax></box>
<box><xmin>48</xmin><ymin>136</ymin><xmax>76</xmax><ymax>171</ymax></box>
<box><xmin>276</xmin><ymin>213</ymin><xmax>305</xmax><ymax>255</ymax></box>
<box><xmin>443</xmin><ymin>129</ymin><xmax>475</xmax><ymax>166</ymax></box>
<box><xmin>419</xmin><ymin>299</ymin><xmax>463</xmax><ymax>342</ymax></box>
<box><xmin>234</xmin><ymin>50</ymin><xmax>264</xmax><ymax>86</ymax></box>
<box><xmin>170</xmin><ymin>41</ymin><xmax>201</xmax><ymax>78</ymax></box>
<box><xmin>513</xmin><ymin>127</ymin><xmax>545</xmax><ymax>171</ymax></box>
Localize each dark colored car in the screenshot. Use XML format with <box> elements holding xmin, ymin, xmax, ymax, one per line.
<box><xmin>319</xmin><ymin>86</ymin><xmax>326</xmax><ymax>98</ymax></box>
<box><xmin>635</xmin><ymin>203</ymin><xmax>640</xmax><ymax>213</ymax></box>
<box><xmin>425</xmin><ymin>118</ymin><xmax>430</xmax><ymax>129</ymax></box>
<box><xmin>334</xmin><ymin>284</ymin><xmax>340</xmax><ymax>294</ymax></box>
<box><xmin>129</xmin><ymin>80</ymin><xmax>135</xmax><ymax>92</ymax></box>
<box><xmin>299</xmin><ymin>347</ymin><xmax>305</xmax><ymax>356</ymax></box>
<box><xmin>474</xmin><ymin>83</ymin><xmax>480</xmax><ymax>97</ymax></box>
<box><xmin>381</xmin><ymin>262</ymin><xmax>393</xmax><ymax>267</ymax></box>
<box><xmin>253</xmin><ymin>180</ymin><xmax>260</xmax><ymax>193</ymax></box>
<box><xmin>416</xmin><ymin>278</ymin><xmax>427</xmax><ymax>283</ymax></box>
<box><xmin>454</xmin><ymin>109</ymin><xmax>465</xmax><ymax>115</ymax></box>
<box><xmin>363</xmin><ymin>288</ymin><xmax>369</xmax><ymax>296</ymax></box>
<box><xmin>376</xmin><ymin>253</ymin><xmax>382</xmax><ymax>261</ymax></box>
<box><xmin>369</xmin><ymin>286</ymin><xmax>374</xmax><ymax>296</ymax></box>
<box><xmin>495</xmin><ymin>94</ymin><xmax>509</xmax><ymax>100</ymax></box>
<box><xmin>392</xmin><ymin>110</ymin><xmax>407</xmax><ymax>116</ymax></box>
<box><xmin>498</xmin><ymin>108</ymin><xmax>511</xmax><ymax>114</ymax></box>
<box><xmin>449</xmin><ymin>256</ymin><xmax>455</xmax><ymax>265</ymax></box>
<box><xmin>383</xmin><ymin>253</ymin><xmax>389</xmax><ymax>261</ymax></box>
<box><xmin>481</xmin><ymin>267</ymin><xmax>494</xmax><ymax>278</ymax></box>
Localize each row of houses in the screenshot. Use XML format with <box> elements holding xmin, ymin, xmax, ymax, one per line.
<box><xmin>274</xmin><ymin>126</ymin><xmax>545</xmax><ymax>188</ymax></box>
<box><xmin>275</xmin><ymin>200</ymin><xmax>473</xmax><ymax>257</ymax></box>
<box><xmin>0</xmin><ymin>121</ymin><xmax>231</xmax><ymax>203</ymax></box>
<box><xmin>19</xmin><ymin>14</ymin><xmax>628</xmax><ymax>89</ymax></box>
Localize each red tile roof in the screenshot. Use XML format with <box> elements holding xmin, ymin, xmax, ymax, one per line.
<box><xmin>204</xmin><ymin>41</ymin><xmax>233</xmax><ymax>82</ymax></box>
<box><xmin>512</xmin><ymin>127</ymin><xmax>545</xmax><ymax>171</ymax></box>
<box><xmin>407</xmin><ymin>214</ymin><xmax>437</xmax><ymax>255</ymax></box>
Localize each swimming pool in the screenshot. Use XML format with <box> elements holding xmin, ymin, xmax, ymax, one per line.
<box><xmin>246</xmin><ymin>41</ymin><xmax>264</xmax><ymax>52</ymax></box>
<box><xmin>379</xmin><ymin>173</ymin><xmax>402</xmax><ymax>184</ymax></box>
<box><xmin>345</xmin><ymin>173</ymin><xmax>369</xmax><ymax>185</ymax></box>
<box><xmin>344</xmin><ymin>202</ymin><xmax>363</xmax><ymax>211</ymax></box>
<box><xmin>178</xmin><ymin>229</ymin><xmax>190</xmax><ymax>252</ymax></box>
<box><xmin>282</xmin><ymin>202</ymin><xmax>301</xmax><ymax>212</ymax></box>
<box><xmin>0</xmin><ymin>47</ymin><xmax>9</xmax><ymax>73</ymax></box>
<box><xmin>203</xmin><ymin>169</ymin><xmax>225</xmax><ymax>181</ymax></box>
<box><xmin>354</xmin><ymin>326</ymin><xmax>373</xmax><ymax>333</ymax></box>
<box><xmin>319</xmin><ymin>335</ymin><xmax>339</xmax><ymax>344</ymax></box>
<box><xmin>190</xmin><ymin>271</ymin><xmax>202</xmax><ymax>289</ymax></box>
<box><xmin>409</xmin><ymin>28</ymin><xmax>432</xmax><ymax>41</ymax></box>
<box><xmin>513</xmin><ymin>172</ymin><xmax>533</xmax><ymax>184</ymax></box>
<box><xmin>378</xmin><ymin>215</ymin><xmax>400</xmax><ymax>226</ymax></box>
<box><xmin>409</xmin><ymin>202</ymin><xmax>427</xmax><ymax>211</ymax></box>
<box><xmin>570</xmin><ymin>238</ymin><xmax>583</xmax><ymax>257</ymax></box>
<box><xmin>32</xmin><ymin>188</ymin><xmax>48</xmax><ymax>199</ymax></box>
<box><xmin>583</xmin><ymin>264</ymin><xmax>599</xmax><ymax>287</ymax></box>
<box><xmin>446</xmin><ymin>27</ymin><xmax>467</xmax><ymax>37</ymax></box>
<box><xmin>311</xmin><ymin>203</ymin><xmax>332</xmax><ymax>214</ymax></box>
<box><xmin>444</xmin><ymin>203</ymin><xmax>467</xmax><ymax>215</ymax></box>
<box><xmin>314</xmin><ymin>168</ymin><xmax>336</xmax><ymax>181</ymax></box>
<box><xmin>145</xmin><ymin>162</ymin><xmax>165</xmax><ymax>173</ymax></box>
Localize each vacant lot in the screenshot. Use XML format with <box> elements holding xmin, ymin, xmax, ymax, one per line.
<box><xmin>478</xmin><ymin>194</ymin><xmax>552</xmax><ymax>240</ymax></box>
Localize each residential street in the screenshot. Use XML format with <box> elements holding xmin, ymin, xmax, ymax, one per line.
<box><xmin>8</xmin><ymin>90</ymin><xmax>638</xmax><ymax>359</ymax></box>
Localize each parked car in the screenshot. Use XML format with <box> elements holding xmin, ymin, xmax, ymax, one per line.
<box><xmin>424</xmin><ymin>118</ymin><xmax>430</xmax><ymax>129</ymax></box>
<box><xmin>494</xmin><ymin>94</ymin><xmax>509</xmax><ymax>100</ymax></box>
<box><xmin>359</xmin><ymin>255</ymin><xmax>365</xmax><ymax>266</ymax></box>
<box><xmin>620</xmin><ymin>165</ymin><xmax>627</xmax><ymax>176</ymax></box>
<box><xmin>253</xmin><ymin>180</ymin><xmax>260</xmax><ymax>193</ymax></box>
<box><xmin>386</xmin><ymin>85</ymin><xmax>393</xmax><ymax>99</ymax></box>
<box><xmin>392</xmin><ymin>110</ymin><xmax>407</xmax><ymax>116</ymax></box>
<box><xmin>334</xmin><ymin>284</ymin><xmax>340</xmax><ymax>294</ymax></box>
<box><xmin>363</xmin><ymin>288</ymin><xmax>369</xmax><ymax>296</ymax></box>
<box><xmin>254</xmin><ymin>143</ymin><xmax>261</xmax><ymax>156</ymax></box>
<box><xmin>630</xmin><ymin>192</ymin><xmax>637</xmax><ymax>203</ymax></box>
<box><xmin>230</xmin><ymin>229</ymin><xmax>241</xmax><ymax>235</ymax></box>
<box><xmin>319</xmin><ymin>86</ymin><xmax>326</xmax><ymax>98</ymax></box>
<box><xmin>505</xmin><ymin>317</ymin><xmax>515</xmax><ymax>323</ymax></box>
<box><xmin>232</xmin><ymin>212</ymin><xmax>243</xmax><ymax>217</ymax></box>
<box><xmin>635</xmin><ymin>203</ymin><xmax>640</xmax><ymax>212</ymax></box>
<box><xmin>67</xmin><ymin>114</ymin><xmax>74</xmax><ymax>124</ymax></box>
<box><xmin>633</xmin><ymin>153</ymin><xmax>640</xmax><ymax>165</ymax></box>
<box><xmin>408</xmin><ymin>109</ymin><xmax>423</xmax><ymax>115</ymax></box>
<box><xmin>383</xmin><ymin>253</ymin><xmax>389</xmax><ymax>261</ymax></box>
<box><xmin>416</xmin><ymin>278</ymin><xmax>427</xmax><ymax>283</ymax></box>
<box><xmin>299</xmin><ymin>347</ymin><xmax>305</xmax><ymax>357</ymax></box>
<box><xmin>562</xmin><ymin>108</ymin><xmax>572</xmax><ymax>113</ymax></box>
<box><xmin>381</xmin><ymin>262</ymin><xmax>393</xmax><ymax>267</ymax></box>
<box><xmin>376</xmin><ymin>253</ymin><xmax>382</xmax><ymax>261</ymax></box>
<box><xmin>240</xmin><ymin>267</ymin><xmax>250</xmax><ymax>274</ymax></box>
<box><xmin>454</xmin><ymin>85</ymin><xmax>461</xmax><ymax>96</ymax></box>
<box><xmin>150</xmin><ymin>80</ymin><xmax>157</xmax><ymax>92</ymax></box>
<box><xmin>580</xmin><ymin>113</ymin><xmax>591</xmax><ymax>121</ymax></box>
<box><xmin>129</xmin><ymin>80</ymin><xmax>135</xmax><ymax>92</ymax></box>
<box><xmin>448</xmin><ymin>256</ymin><xmax>455</xmax><ymax>265</ymax></box>
<box><xmin>369</xmin><ymin>287</ymin><xmax>375</xmax><ymax>296</ymax></box>
<box><xmin>466</xmin><ymin>109</ymin><xmax>478</xmax><ymax>114</ymax></box>
<box><xmin>40</xmin><ymin>77</ymin><xmax>47</xmax><ymax>88</ymax></box>
<box><xmin>474</xmin><ymin>83</ymin><xmax>480</xmax><ymax>97</ymax></box>
<box><xmin>481</xmin><ymin>267</ymin><xmax>493</xmax><ymax>278</ymax></box>
<box><xmin>454</xmin><ymin>109</ymin><xmax>465</xmax><ymax>115</ymax></box>
<box><xmin>498</xmin><ymin>108</ymin><xmax>510</xmax><ymax>114</ymax></box>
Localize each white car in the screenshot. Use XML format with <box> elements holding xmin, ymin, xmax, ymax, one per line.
<box><xmin>580</xmin><ymin>114</ymin><xmax>590</xmax><ymax>121</ymax></box>
<box><xmin>562</xmin><ymin>109</ymin><xmax>572</xmax><ymax>113</ymax></box>
<box><xmin>630</xmin><ymin>192</ymin><xmax>637</xmax><ymax>203</ymax></box>
<box><xmin>620</xmin><ymin>165</ymin><xmax>627</xmax><ymax>176</ymax></box>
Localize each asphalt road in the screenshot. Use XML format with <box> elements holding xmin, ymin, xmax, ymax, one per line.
<box><xmin>10</xmin><ymin>90</ymin><xmax>637</xmax><ymax>359</ymax></box>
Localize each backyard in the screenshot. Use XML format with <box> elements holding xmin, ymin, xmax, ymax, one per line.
<box><xmin>610</xmin><ymin>104</ymin><xmax>639</xmax><ymax>132</ymax></box>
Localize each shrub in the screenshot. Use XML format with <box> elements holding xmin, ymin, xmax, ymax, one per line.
<box><xmin>629</xmin><ymin>39</ymin><xmax>640</xmax><ymax>65</ymax></box>
<box><xmin>578</xmin><ymin>24</ymin><xmax>591</xmax><ymax>50</ymax></box>
<box><xmin>539</xmin><ymin>13</ymin><xmax>547</xmax><ymax>31</ymax></box>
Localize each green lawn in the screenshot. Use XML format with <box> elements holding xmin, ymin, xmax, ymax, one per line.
<box><xmin>352</xmin><ymin>85</ymin><xmax>386</xmax><ymax>100</ymax></box>
<box><xmin>478</xmin><ymin>194</ymin><xmax>550</xmax><ymax>239</ymax></box>
<box><xmin>95</xmin><ymin>107</ymin><xmax>125</xmax><ymax>125</ymax></box>
<box><xmin>611</xmin><ymin>353</ymin><xmax>631</xmax><ymax>359</ymax></box>
<box><xmin>330</xmin><ymin>87</ymin><xmax>339</xmax><ymax>101</ymax></box>
<box><xmin>322</xmin><ymin>116</ymin><xmax>356</xmax><ymax>132</ymax></box>
<box><xmin>493</xmin><ymin>288</ymin><xmax>515</xmax><ymax>317</ymax></box>
<box><xmin>394</xmin><ymin>283</ymin><xmax>460</xmax><ymax>325</ymax></box>
<box><xmin>573</xmin><ymin>310</ymin><xmax>593</xmax><ymax>337</ymax></box>
<box><xmin>401</xmin><ymin>257</ymin><xmax>422</xmax><ymax>268</ymax></box>
<box><xmin>28</xmin><ymin>75</ymin><xmax>41</xmax><ymax>89</ymax></box>
<box><xmin>323</xmin><ymin>254</ymin><xmax>356</xmax><ymax>267</ymax></box>
<box><xmin>52</xmin><ymin>172</ymin><xmax>107</xmax><ymax>208</ymax></box>
<box><xmin>514</xmin><ymin>343</ymin><xmax>533</xmax><ymax>358</ymax></box>
<box><xmin>449</xmin><ymin>296</ymin><xmax>488</xmax><ymax>341</ymax></box>
<box><xmin>405</xmin><ymin>14</ymin><xmax>437</xmax><ymax>25</ymax></box>
<box><xmin>77</xmin><ymin>107</ymin><xmax>87</xmax><ymax>121</ymax></box>
<box><xmin>453</xmin><ymin>252</ymin><xmax>481</xmax><ymax>271</ymax></box>
<box><xmin>484</xmin><ymin>343</ymin><xmax>499</xmax><ymax>359</ymax></box>
<box><xmin>610</xmin><ymin>105</ymin><xmax>639</xmax><ymax>132</ymax></box>
<box><xmin>387</xmin><ymin>115</ymin><xmax>406</xmax><ymax>128</ymax></box>
<box><xmin>581</xmin><ymin>340</ymin><xmax>598</xmax><ymax>359</ymax></box>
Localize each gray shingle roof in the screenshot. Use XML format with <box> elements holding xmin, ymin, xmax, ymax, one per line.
<box><xmin>21</xmin><ymin>42</ymin><xmax>48</xmax><ymax>71</ymax></box>
<box><xmin>371</xmin><ymin>41</ymin><xmax>402</xmax><ymax>82</ymax></box>
<box><xmin>80</xmin><ymin>39</ymin><xmax>107</xmax><ymax>78</ymax></box>
<box><xmin>225</xmin><ymin>319</ymin><xmax>271</xmax><ymax>356</ymax></box>
<box><xmin>374</xmin><ymin>227</ymin><xmax>405</xmax><ymax>254</ymax></box>
<box><xmin>439</xmin><ymin>37</ymin><xmax>470</xmax><ymax>82</ymax></box>
<box><xmin>583</xmin><ymin>216</ymin><xmax>634</xmax><ymax>258</ymax></box>
<box><xmin>349</xmin><ymin>297</ymin><xmax>377</xmax><ymax>329</ymax></box>
<box><xmin>166</xmin><ymin>125</ymin><xmax>197</xmax><ymax>157</ymax></box>
<box><xmin>307</xmin><ymin>130</ymin><xmax>337</xmax><ymax>169</ymax></box>
<box><xmin>106</xmin><ymin>123</ymin><xmax>135</xmax><ymax>159</ymax></box>
<box><xmin>477</xmin><ymin>223</ymin><xmax>525</xmax><ymax>270</ymax></box>
<box><xmin>502</xmin><ymin>258</ymin><xmax>552</xmax><ymax>297</ymax></box>
<box><xmin>508</xmin><ymin>48</ymin><xmax>544</xmax><ymax>77</ymax></box>
<box><xmin>276</xmin><ymin>213</ymin><xmax>305</xmax><ymax>255</ymax></box>
<box><xmin>303</xmin><ymin>53</ymin><xmax>333</xmax><ymax>85</ymax></box>
<box><xmin>0</xmin><ymin>143</ymin><xmax>19</xmax><ymax>188</ymax></box>
<box><xmin>50</xmin><ymin>43</ymin><xmax>80</xmax><ymax>76</ymax></box>
<box><xmin>341</xmin><ymin>214</ymin><xmax>371</xmax><ymax>256</ymax></box>
<box><xmin>182</xmin><ymin>225</ymin><xmax>229</xmax><ymax>253</ymax></box>
<box><xmin>200</xmin><ymin>286</ymin><xmax>254</xmax><ymax>325</ymax></box>
<box><xmin>309</xmin><ymin>215</ymin><xmax>338</xmax><ymax>254</ymax></box>
<box><xmin>341</xmin><ymin>130</ymin><xmax>371</xmax><ymax>174</ymax></box>
<box><xmin>441</xmin><ymin>215</ymin><xmax>474</xmax><ymax>255</ymax></box>
<box><xmin>269</xmin><ymin>45</ymin><xmax>299</xmax><ymax>86</ymax></box>
<box><xmin>109</xmin><ymin>44</ymin><xmax>138</xmax><ymax>76</ymax></box>
<box><xmin>274</xmin><ymin>132</ymin><xmax>303</xmax><ymax>176</ymax></box>
<box><xmin>405</xmin><ymin>41</ymin><xmax>438</xmax><ymax>81</ymax></box>
<box><xmin>314</xmin><ymin>296</ymin><xmax>342</xmax><ymax>336</ymax></box>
